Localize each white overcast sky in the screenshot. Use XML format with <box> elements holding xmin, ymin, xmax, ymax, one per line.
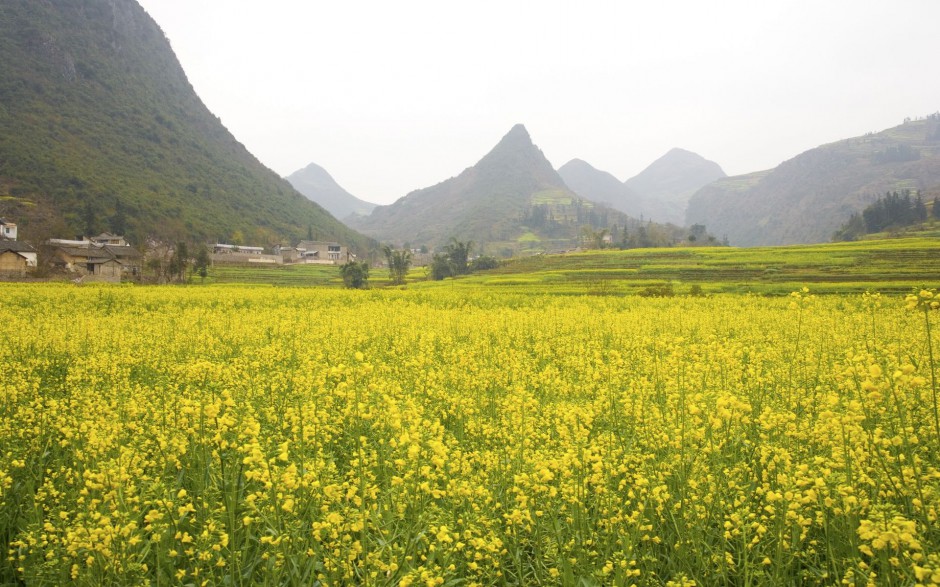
<box><xmin>136</xmin><ymin>0</ymin><xmax>940</xmax><ymax>205</ymax></box>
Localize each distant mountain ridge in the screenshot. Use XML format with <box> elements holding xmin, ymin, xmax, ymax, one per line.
<box><xmin>557</xmin><ymin>159</ymin><xmax>644</xmax><ymax>217</ymax></box>
<box><xmin>0</xmin><ymin>0</ymin><xmax>371</xmax><ymax>251</ymax></box>
<box><xmin>347</xmin><ymin>124</ymin><xmax>562</xmax><ymax>247</ymax></box>
<box><xmin>346</xmin><ymin>124</ymin><xmax>646</xmax><ymax>253</ymax></box>
<box><xmin>558</xmin><ymin>149</ymin><xmax>725</xmax><ymax>225</ymax></box>
<box><xmin>286</xmin><ymin>163</ymin><xmax>376</xmax><ymax>221</ymax></box>
<box><xmin>685</xmin><ymin>116</ymin><xmax>940</xmax><ymax>246</ymax></box>
<box><xmin>624</xmin><ymin>148</ymin><xmax>726</xmax><ymax>224</ymax></box>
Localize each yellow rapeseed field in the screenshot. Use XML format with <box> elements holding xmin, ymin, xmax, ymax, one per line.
<box><xmin>1</xmin><ymin>284</ymin><xmax>939</xmax><ymax>586</ymax></box>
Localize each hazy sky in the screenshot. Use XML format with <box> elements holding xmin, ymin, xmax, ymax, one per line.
<box><xmin>136</xmin><ymin>0</ymin><xmax>940</xmax><ymax>205</ymax></box>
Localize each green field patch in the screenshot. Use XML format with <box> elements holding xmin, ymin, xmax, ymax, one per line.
<box><xmin>530</xmin><ymin>189</ymin><xmax>577</xmax><ymax>205</ymax></box>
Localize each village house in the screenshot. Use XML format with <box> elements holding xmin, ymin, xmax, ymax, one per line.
<box><xmin>210</xmin><ymin>243</ymin><xmax>282</xmax><ymax>265</ymax></box>
<box><xmin>212</xmin><ymin>243</ymin><xmax>264</xmax><ymax>255</ymax></box>
<box><xmin>0</xmin><ymin>218</ymin><xmax>38</xmax><ymax>277</ymax></box>
<box><xmin>0</xmin><ymin>218</ymin><xmax>18</xmax><ymax>241</ymax></box>
<box><xmin>272</xmin><ymin>245</ymin><xmax>302</xmax><ymax>263</ymax></box>
<box><xmin>294</xmin><ymin>240</ymin><xmax>348</xmax><ymax>264</ymax></box>
<box><xmin>0</xmin><ymin>241</ymin><xmax>37</xmax><ymax>277</ymax></box>
<box><xmin>45</xmin><ymin>236</ymin><xmax>141</xmax><ymax>282</ymax></box>
<box><xmin>89</xmin><ymin>232</ymin><xmax>129</xmax><ymax>246</ymax></box>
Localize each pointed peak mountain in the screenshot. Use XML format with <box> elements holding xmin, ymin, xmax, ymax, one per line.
<box><xmin>665</xmin><ymin>147</ymin><xmax>701</xmax><ymax>158</ymax></box>
<box><xmin>625</xmin><ymin>148</ymin><xmax>726</xmax><ymax>213</ymax></box>
<box><xmin>348</xmin><ymin>126</ymin><xmax>598</xmax><ymax>250</ymax></box>
<box><xmin>608</xmin><ymin>149</ymin><xmax>726</xmax><ymax>225</ymax></box>
<box><xmin>504</xmin><ymin>123</ymin><xmax>532</xmax><ymax>142</ymax></box>
<box><xmin>480</xmin><ymin>124</ymin><xmax>536</xmax><ymax>160</ymax></box>
<box><xmin>297</xmin><ymin>161</ymin><xmax>330</xmax><ymax>175</ymax></box>
<box><xmin>559</xmin><ymin>158</ymin><xmax>601</xmax><ymax>173</ymax></box>
<box><xmin>286</xmin><ymin>162</ymin><xmax>376</xmax><ymax>220</ymax></box>
<box><xmin>558</xmin><ymin>158</ymin><xmax>624</xmax><ymax>187</ymax></box>
<box><xmin>640</xmin><ymin>147</ymin><xmax>725</xmax><ymax>177</ymax></box>
<box><xmin>473</xmin><ymin>124</ymin><xmax>558</xmax><ymax>184</ymax></box>
<box><xmin>557</xmin><ymin>159</ymin><xmax>644</xmax><ymax>218</ymax></box>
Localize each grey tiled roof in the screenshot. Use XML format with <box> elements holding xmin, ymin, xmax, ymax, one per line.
<box><xmin>0</xmin><ymin>241</ymin><xmax>36</xmax><ymax>253</ymax></box>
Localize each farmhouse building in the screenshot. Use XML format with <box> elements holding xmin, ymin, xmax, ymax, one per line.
<box><xmin>89</xmin><ymin>232</ymin><xmax>129</xmax><ymax>246</ymax></box>
<box><xmin>0</xmin><ymin>241</ymin><xmax>37</xmax><ymax>276</ymax></box>
<box><xmin>45</xmin><ymin>236</ymin><xmax>141</xmax><ymax>281</ymax></box>
<box><xmin>0</xmin><ymin>218</ymin><xmax>17</xmax><ymax>241</ymax></box>
<box><xmin>272</xmin><ymin>245</ymin><xmax>302</xmax><ymax>263</ymax></box>
<box><xmin>295</xmin><ymin>240</ymin><xmax>348</xmax><ymax>264</ymax></box>
<box><xmin>210</xmin><ymin>243</ymin><xmax>282</xmax><ymax>265</ymax></box>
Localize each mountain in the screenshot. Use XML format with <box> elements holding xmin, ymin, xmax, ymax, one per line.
<box><xmin>557</xmin><ymin>159</ymin><xmax>644</xmax><ymax>217</ymax></box>
<box><xmin>346</xmin><ymin>124</ymin><xmax>647</xmax><ymax>253</ymax></box>
<box><xmin>623</xmin><ymin>148</ymin><xmax>726</xmax><ymax>225</ymax></box>
<box><xmin>558</xmin><ymin>150</ymin><xmax>725</xmax><ymax>226</ymax></box>
<box><xmin>0</xmin><ymin>0</ymin><xmax>371</xmax><ymax>252</ymax></box>
<box><xmin>286</xmin><ymin>162</ymin><xmax>376</xmax><ymax>221</ymax></box>
<box><xmin>686</xmin><ymin>116</ymin><xmax>940</xmax><ymax>246</ymax></box>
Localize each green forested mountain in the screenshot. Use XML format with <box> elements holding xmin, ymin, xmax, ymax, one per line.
<box><xmin>686</xmin><ymin>116</ymin><xmax>940</xmax><ymax>246</ymax></box>
<box><xmin>285</xmin><ymin>162</ymin><xmax>376</xmax><ymax>221</ymax></box>
<box><xmin>346</xmin><ymin>124</ymin><xmax>652</xmax><ymax>254</ymax></box>
<box><xmin>0</xmin><ymin>0</ymin><xmax>371</xmax><ymax>251</ymax></box>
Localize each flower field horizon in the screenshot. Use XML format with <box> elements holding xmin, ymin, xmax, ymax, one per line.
<box><xmin>1</xmin><ymin>284</ymin><xmax>939</xmax><ymax>586</ymax></box>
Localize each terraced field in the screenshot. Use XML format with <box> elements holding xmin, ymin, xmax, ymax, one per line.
<box><xmin>206</xmin><ymin>263</ymin><xmax>344</xmax><ymax>287</ymax></box>
<box><xmin>194</xmin><ymin>237</ymin><xmax>940</xmax><ymax>295</ymax></box>
<box><xmin>436</xmin><ymin>237</ymin><xmax>940</xmax><ymax>295</ymax></box>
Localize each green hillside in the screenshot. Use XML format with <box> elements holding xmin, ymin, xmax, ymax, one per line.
<box><xmin>0</xmin><ymin>0</ymin><xmax>372</xmax><ymax>252</ymax></box>
<box><xmin>686</xmin><ymin>116</ymin><xmax>940</xmax><ymax>246</ymax></box>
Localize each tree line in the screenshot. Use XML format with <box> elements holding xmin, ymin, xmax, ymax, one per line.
<box><xmin>339</xmin><ymin>238</ymin><xmax>500</xmax><ymax>289</ymax></box>
<box><xmin>833</xmin><ymin>190</ymin><xmax>938</xmax><ymax>241</ymax></box>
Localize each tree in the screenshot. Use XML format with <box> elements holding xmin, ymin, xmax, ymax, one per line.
<box><xmin>933</xmin><ymin>197</ymin><xmax>940</xmax><ymax>219</ymax></box>
<box><xmin>383</xmin><ymin>245</ymin><xmax>412</xmax><ymax>285</ymax></box>
<box><xmin>429</xmin><ymin>253</ymin><xmax>456</xmax><ymax>281</ymax></box>
<box><xmin>168</xmin><ymin>241</ymin><xmax>189</xmax><ymax>282</ymax></box>
<box><xmin>193</xmin><ymin>245</ymin><xmax>210</xmax><ymax>282</ymax></box>
<box><xmin>81</xmin><ymin>200</ymin><xmax>98</xmax><ymax>237</ymax></box>
<box><xmin>832</xmin><ymin>213</ymin><xmax>866</xmax><ymax>242</ymax></box>
<box><xmin>470</xmin><ymin>256</ymin><xmax>499</xmax><ymax>271</ymax></box>
<box><xmin>443</xmin><ymin>238</ymin><xmax>473</xmax><ymax>275</ymax></box>
<box><xmin>580</xmin><ymin>225</ymin><xmax>610</xmax><ymax>249</ymax></box>
<box><xmin>109</xmin><ymin>198</ymin><xmax>127</xmax><ymax>235</ymax></box>
<box><xmin>915</xmin><ymin>194</ymin><xmax>928</xmax><ymax>222</ymax></box>
<box><xmin>340</xmin><ymin>260</ymin><xmax>369</xmax><ymax>289</ymax></box>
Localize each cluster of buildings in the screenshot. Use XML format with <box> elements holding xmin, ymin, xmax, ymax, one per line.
<box><xmin>45</xmin><ymin>233</ymin><xmax>142</xmax><ymax>281</ymax></box>
<box><xmin>0</xmin><ymin>216</ymin><xmax>350</xmax><ymax>281</ymax></box>
<box><xmin>0</xmin><ymin>220</ymin><xmax>142</xmax><ymax>281</ymax></box>
<box><xmin>211</xmin><ymin>240</ymin><xmax>350</xmax><ymax>265</ymax></box>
